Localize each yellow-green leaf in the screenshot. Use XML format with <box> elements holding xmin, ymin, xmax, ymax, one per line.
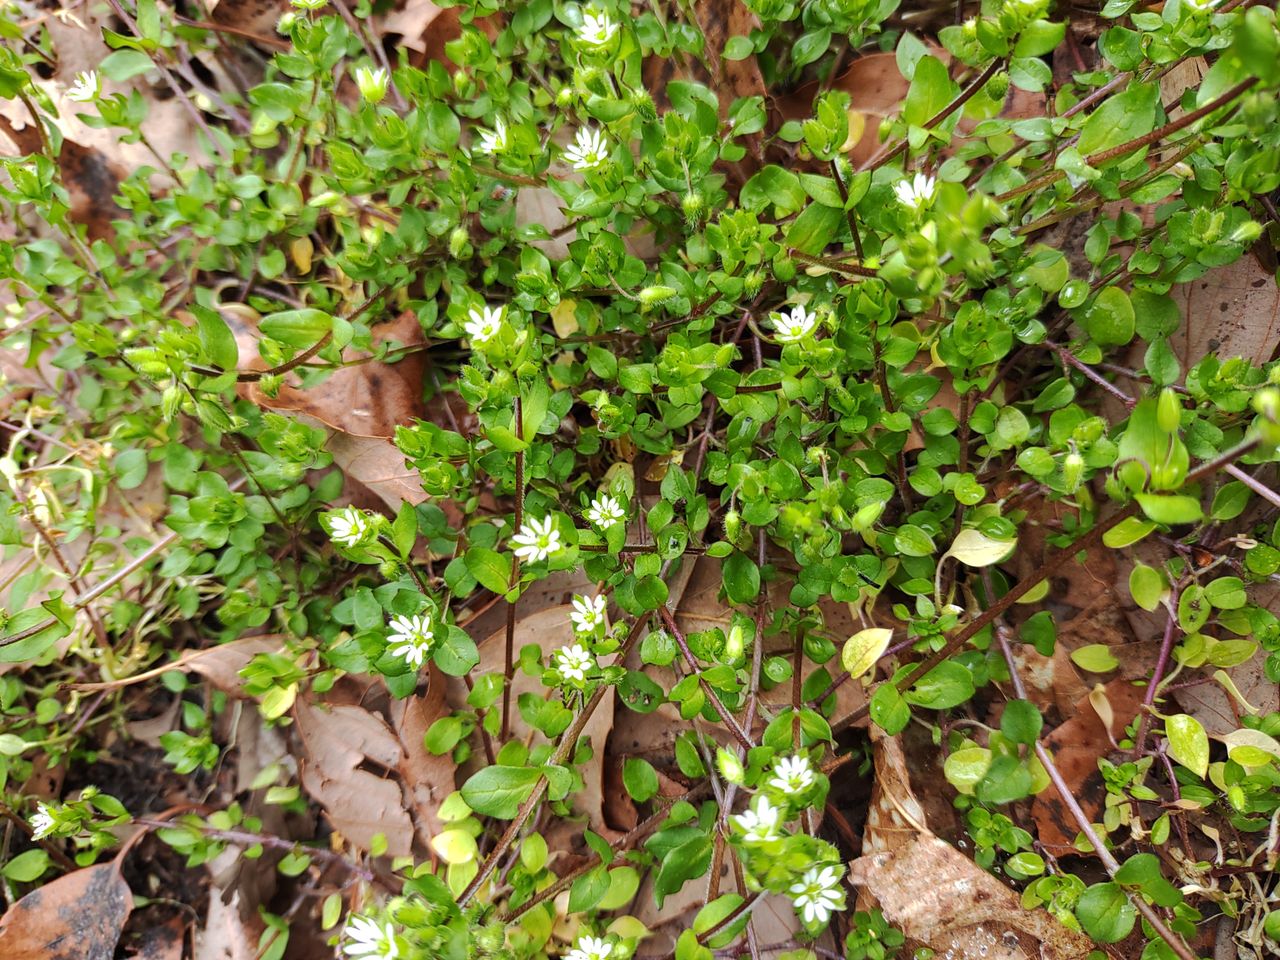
<box><xmin>1166</xmin><ymin>714</ymin><xmax>1209</xmax><ymax>778</ymax></box>
<box><xmin>1070</xmin><ymin>644</ymin><xmax>1120</xmax><ymax>673</ymax></box>
<box><xmin>946</xmin><ymin>528</ymin><xmax>1017</xmax><ymax>567</ymax></box>
<box><xmin>842</xmin><ymin>627</ymin><xmax>893</xmax><ymax>680</ymax></box>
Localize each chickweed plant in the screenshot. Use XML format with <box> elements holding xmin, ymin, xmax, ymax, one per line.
<box><xmin>0</xmin><ymin>0</ymin><xmax>1279</xmax><ymax>957</ymax></box>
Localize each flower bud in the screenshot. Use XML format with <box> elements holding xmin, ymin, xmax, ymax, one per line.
<box><xmin>716</xmin><ymin>747</ymin><xmax>745</xmax><ymax>785</ymax></box>
<box><xmin>354</xmin><ymin>66</ymin><xmax>390</xmax><ymax>104</ymax></box>
<box><xmin>638</xmin><ymin>285</ymin><xmax>677</xmax><ymax>308</ymax></box>
<box><xmin>725</xmin><ymin>623</ymin><xmax>745</xmax><ymax>662</ymax></box>
<box><xmin>1157</xmin><ymin>388</ymin><xmax>1182</xmax><ymax>433</ymax></box>
<box><xmin>743</xmin><ymin>270</ymin><xmax>765</xmax><ymax>298</ymax></box>
<box><xmin>723</xmin><ymin>509</ymin><xmax>741</xmax><ymax>541</ymax></box>
<box><xmin>161</xmin><ymin>384</ymin><xmax>182</xmax><ymax>422</ymax></box>
<box><xmin>449</xmin><ymin>226</ymin><xmax>470</xmax><ymax>258</ymax></box>
<box><xmin>986</xmin><ymin>70</ymin><xmax>1010</xmax><ymax>101</ymax></box>
<box><xmin>1062</xmin><ymin>451</ymin><xmax>1085</xmax><ymax>494</ymax></box>
<box><xmin>681</xmin><ymin>191</ymin><xmax>704</xmax><ymax>223</ymax></box>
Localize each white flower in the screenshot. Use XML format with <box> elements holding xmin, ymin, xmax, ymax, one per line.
<box><xmin>1182</xmin><ymin>0</ymin><xmax>1217</xmax><ymax>9</ymax></box>
<box><xmin>789</xmin><ymin>865</ymin><xmax>844</xmax><ymax>926</ymax></box>
<box><xmin>570</xmin><ymin>594</ymin><xmax>607</xmax><ymax>634</ymax></box>
<box><xmin>893</xmin><ymin>171</ymin><xmax>937</xmax><ymax>211</ymax></box>
<box><xmin>511</xmin><ymin>515</ymin><xmax>563</xmax><ymax>563</ymax></box>
<box><xmin>386</xmin><ymin>613</ymin><xmax>434</xmax><ymax>668</ymax></box>
<box><xmin>733</xmin><ymin>796</ymin><xmax>782</xmax><ymax>844</ymax></box>
<box><xmin>292</xmin><ymin>0</ymin><xmax>328</xmax><ymax>10</ymax></box>
<box><xmin>564</xmin><ymin>127</ymin><xmax>609</xmax><ymax>171</ymax></box>
<box><xmin>565</xmin><ymin>935</ymin><xmax>613</xmax><ymax>960</ymax></box>
<box><xmin>30</xmin><ymin>802</ymin><xmax>56</xmax><ymax>840</ymax></box>
<box><xmin>585</xmin><ymin>493</ymin><xmax>626</xmax><ymax>530</ymax></box>
<box><xmin>67</xmin><ymin>71</ymin><xmax>100</xmax><ymax>103</ymax></box>
<box><xmin>769</xmin><ymin>305</ymin><xmax>817</xmax><ymax>343</ymax></box>
<box><xmin>328</xmin><ymin>506</ymin><xmax>372</xmax><ymax>548</ymax></box>
<box><xmin>477</xmin><ymin>117</ymin><xmax>509</xmax><ymax>155</ymax></box>
<box><xmin>555</xmin><ymin>643</ymin><xmax>596</xmax><ymax>683</ymax></box>
<box><xmin>463</xmin><ymin>304</ymin><xmax>505</xmax><ymax>343</ymax></box>
<box><xmin>768</xmin><ymin>754</ymin><xmax>815</xmax><ymax>795</ymax></box>
<box><xmin>343</xmin><ymin>915</ymin><xmax>400</xmax><ymax>959</ymax></box>
<box><xmin>577</xmin><ymin>10</ymin><xmax>618</xmax><ymax>46</ymax></box>
<box><xmin>354</xmin><ymin>66</ymin><xmax>390</xmax><ymax>104</ymax></box>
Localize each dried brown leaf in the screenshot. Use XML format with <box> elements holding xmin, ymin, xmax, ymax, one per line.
<box><xmin>0</xmin><ymin>862</ymin><xmax>132</xmax><ymax>960</ymax></box>
<box><xmin>1171</xmin><ymin>256</ymin><xmax>1280</xmax><ymax>369</ymax></box>
<box><xmin>294</xmin><ymin>698</ymin><xmax>416</xmax><ymax>855</ymax></box>
<box><xmin>1031</xmin><ymin>678</ymin><xmax>1145</xmax><ymax>852</ymax></box>
<box><xmin>388</xmin><ymin>667</ymin><xmax>456</xmax><ymax>844</ymax></box>
<box><xmin>853</xmin><ymin>732</ymin><xmax>1092</xmax><ymax>960</ymax></box>
<box><xmin>248</xmin><ymin>310</ymin><xmax>428</xmax><ymax>440</ymax></box>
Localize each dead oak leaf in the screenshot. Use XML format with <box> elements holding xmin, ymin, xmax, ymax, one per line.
<box><xmin>0</xmin><ymin>862</ymin><xmax>132</xmax><ymax>960</ymax></box>
<box><xmin>294</xmin><ymin>698</ymin><xmax>416</xmax><ymax>856</ymax></box>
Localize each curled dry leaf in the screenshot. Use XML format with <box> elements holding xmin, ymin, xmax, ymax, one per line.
<box><xmin>851</xmin><ymin>731</ymin><xmax>1093</xmax><ymax>960</ymax></box>
<box><xmin>0</xmin><ymin>862</ymin><xmax>132</xmax><ymax>960</ymax></box>
<box><xmin>294</xmin><ymin>698</ymin><xmax>416</xmax><ymax>856</ymax></box>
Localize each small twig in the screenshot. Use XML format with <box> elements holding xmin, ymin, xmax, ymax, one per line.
<box><xmin>1222</xmin><ymin>463</ymin><xmax>1280</xmax><ymax>511</ymax></box>
<box><xmin>992</xmin><ymin>625</ymin><xmax>1197</xmax><ymax>960</ymax></box>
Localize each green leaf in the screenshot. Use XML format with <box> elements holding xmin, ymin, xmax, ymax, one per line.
<box><xmin>842</xmin><ymin>627</ymin><xmax>893</xmax><ymax>680</ymax></box>
<box><xmin>739</xmin><ymin>165</ymin><xmax>805</xmax><ymax>214</ymax></box>
<box><xmin>723</xmin><ymin>36</ymin><xmax>754</xmax><ymax>61</ymax></box>
<box><xmin>1136</xmin><ymin>493</ymin><xmax>1202</xmax><ymax>525</ymax></box>
<box><xmin>0</xmin><ymin>603</ymin><xmax>73</xmax><ymax>663</ymax></box>
<box><xmin>1165</xmin><ymin>713</ymin><xmax>1209</xmax><ymax>778</ymax></box>
<box><xmin>1128</xmin><ymin>563</ymin><xmax>1166</xmax><ymax>612</ymax></box>
<box><xmin>465</xmin><ymin>547</ymin><xmax>512</xmax><ymax>594</ymax></box>
<box><xmin>785</xmin><ymin>202</ymin><xmax>843</xmax><ymax>255</ymax></box>
<box><xmin>460</xmin><ymin>765</ymin><xmax>542</xmax><ymax>819</ymax></box>
<box><xmin>1203</xmin><ymin>576</ymin><xmax>1246</xmax><ymax>610</ymax></box>
<box><xmin>192</xmin><ymin>307</ymin><xmax>238</xmax><ymax>372</ymax></box>
<box><xmin>260</xmin><ymin>308</ymin><xmax>333</xmax><ymax>349</ymax></box>
<box><xmin>1070</xmin><ymin>643</ymin><xmax>1120</xmax><ymax>673</ymax></box>
<box><xmin>1077</xmin><ymin>83</ymin><xmax>1158</xmax><ymax>158</ymax></box>
<box><xmin>946</xmin><ymin>528</ymin><xmax>1016</xmax><ymax>567</ymax></box>
<box><xmin>433</xmin><ymin>626</ymin><xmax>479</xmax><ymax>677</ymax></box>
<box><xmin>99</xmin><ymin>48</ymin><xmax>156</xmax><ymax>82</ymax></box>
<box><xmin>870</xmin><ymin>683</ymin><xmax>911</xmax><ymax>734</ymax></box>
<box><xmin>902</xmin><ymin>55</ymin><xmax>957</xmax><ymax>127</ymax></box>
<box><xmin>904</xmin><ymin>661</ymin><xmax>975</xmax><ymax>709</ymax></box>
<box><xmin>943</xmin><ymin>746</ymin><xmax>992</xmax><ymax>795</ymax></box>
<box><xmin>1102</xmin><ymin>516</ymin><xmax>1156</xmax><ymax>549</ymax></box>
<box><xmin>722</xmin><ymin>552</ymin><xmax>760</xmax><ymax>604</ymax></box>
<box><xmin>1075</xmin><ymin>882</ymin><xmax>1136</xmax><ymax>942</ymax></box>
<box><xmin>622</xmin><ymin>757</ymin><xmax>659</xmax><ymax>802</ymax></box>
<box><xmin>1082</xmin><ymin>287</ymin><xmax>1135</xmax><ymax>347</ymax></box>
<box><xmin>1001</xmin><ymin>699</ymin><xmax>1043</xmax><ymax>745</ymax></box>
<box><xmin>2</xmin><ymin>848</ymin><xmax>50</xmax><ymax>882</ymax></box>
<box><xmin>568</xmin><ymin>865</ymin><xmax>611</xmax><ymax>913</ymax></box>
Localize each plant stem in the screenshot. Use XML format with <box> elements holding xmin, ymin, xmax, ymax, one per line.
<box><xmin>458</xmin><ymin>611</ymin><xmax>649</xmax><ymax>906</ymax></box>
<box><xmin>658</xmin><ymin>606</ymin><xmax>756</xmax><ymax>752</ymax></box>
<box><xmin>997</xmin><ymin>77</ymin><xmax>1259</xmax><ymax>203</ymax></box>
<box><xmin>1131</xmin><ymin>602</ymin><xmax>1180</xmax><ymax>760</ymax></box>
<box><xmin>501</xmin><ymin>394</ymin><xmax>525</xmax><ymax>742</ymax></box>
